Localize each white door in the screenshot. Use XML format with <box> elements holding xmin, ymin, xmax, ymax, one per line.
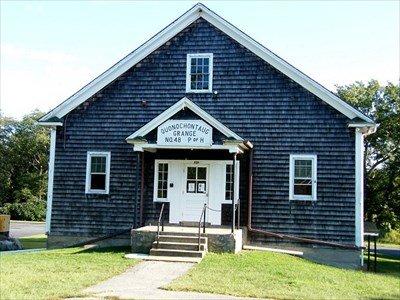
<box><xmin>182</xmin><ymin>165</ymin><xmax>209</xmax><ymax>222</ymax></box>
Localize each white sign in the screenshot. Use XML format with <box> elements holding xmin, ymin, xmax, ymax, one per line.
<box><xmin>157</xmin><ymin>120</ymin><xmax>213</xmax><ymax>146</ymax></box>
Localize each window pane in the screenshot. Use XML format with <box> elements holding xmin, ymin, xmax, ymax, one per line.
<box><xmin>91</xmin><ymin>156</ymin><xmax>106</xmax><ymax>173</ymax></box>
<box><xmin>197</xmin><ymin>181</ymin><xmax>206</xmax><ymax>193</ymax></box>
<box><xmin>294</xmin><ymin>184</ymin><xmax>312</xmax><ymax>195</ymax></box>
<box><xmin>187</xmin><ymin>167</ymin><xmax>196</xmax><ymax>179</ymax></box>
<box><xmin>91</xmin><ymin>174</ymin><xmax>106</xmax><ymax>190</ymax></box>
<box><xmin>294</xmin><ymin>159</ymin><xmax>312</xmax><ymax>178</ymax></box>
<box><xmin>188</xmin><ymin>55</ymin><xmax>211</xmax><ymax>90</ymax></box>
<box><xmin>187</xmin><ymin>181</ymin><xmax>196</xmax><ymax>193</ymax></box>
<box><xmin>197</xmin><ymin>167</ymin><xmax>206</xmax><ymax>180</ymax></box>
<box><xmin>225</xmin><ymin>165</ymin><xmax>233</xmax><ymax>200</ymax></box>
<box><xmin>157</xmin><ymin>163</ymin><xmax>168</xmax><ymax>199</ymax></box>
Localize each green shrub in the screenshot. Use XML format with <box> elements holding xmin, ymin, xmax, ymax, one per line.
<box><xmin>1</xmin><ymin>199</ymin><xmax>46</xmax><ymax>221</ymax></box>
<box><xmin>379</xmin><ymin>229</ymin><xmax>400</xmax><ymax>245</ymax></box>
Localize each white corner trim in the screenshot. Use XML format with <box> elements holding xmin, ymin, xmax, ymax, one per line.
<box><xmin>39</xmin><ymin>3</ymin><xmax>374</xmax><ymax>124</ymax></box>
<box><xmin>186</xmin><ymin>53</ymin><xmax>213</xmax><ymax>93</ymax></box>
<box><xmin>126</xmin><ymin>97</ymin><xmax>243</xmax><ymax>141</ymax></box>
<box><xmin>355</xmin><ymin>129</ymin><xmax>364</xmax><ymax>248</ymax></box>
<box><xmin>85</xmin><ymin>151</ymin><xmax>111</xmax><ymax>194</ymax></box>
<box><xmin>45</xmin><ymin>129</ymin><xmax>56</xmax><ymax>233</ymax></box>
<box><xmin>289</xmin><ymin>154</ymin><xmax>317</xmax><ymax>201</ymax></box>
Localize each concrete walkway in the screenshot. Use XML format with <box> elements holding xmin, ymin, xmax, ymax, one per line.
<box><xmin>84</xmin><ymin>260</ymin><xmax>251</xmax><ymax>299</ymax></box>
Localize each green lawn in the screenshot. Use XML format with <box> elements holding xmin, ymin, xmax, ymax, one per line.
<box><xmin>19</xmin><ymin>234</ymin><xmax>47</xmax><ymax>249</ymax></box>
<box><xmin>0</xmin><ymin>247</ymin><xmax>137</xmax><ymax>300</ymax></box>
<box><xmin>167</xmin><ymin>251</ymin><xmax>400</xmax><ymax>299</ymax></box>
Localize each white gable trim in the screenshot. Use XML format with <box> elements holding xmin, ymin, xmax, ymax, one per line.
<box><xmin>126</xmin><ymin>97</ymin><xmax>243</xmax><ymax>142</ymax></box>
<box><xmin>39</xmin><ymin>3</ymin><xmax>374</xmax><ymax>124</ymax></box>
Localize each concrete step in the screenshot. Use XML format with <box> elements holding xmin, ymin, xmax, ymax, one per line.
<box><xmin>152</xmin><ymin>241</ymin><xmax>206</xmax><ymax>251</ymax></box>
<box><xmin>179</xmin><ymin>221</ymin><xmax>211</xmax><ymax>227</ymax></box>
<box><xmin>150</xmin><ymin>248</ymin><xmax>204</xmax><ymax>258</ymax></box>
<box><xmin>158</xmin><ymin>234</ymin><xmax>207</xmax><ymax>244</ymax></box>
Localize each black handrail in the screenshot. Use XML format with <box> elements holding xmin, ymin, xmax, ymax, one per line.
<box><xmin>198</xmin><ymin>203</ymin><xmax>207</xmax><ymax>251</ymax></box>
<box><xmin>156</xmin><ymin>203</ymin><xmax>165</xmax><ymax>249</ymax></box>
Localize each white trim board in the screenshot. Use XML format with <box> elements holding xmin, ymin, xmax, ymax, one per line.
<box><xmin>45</xmin><ymin>129</ymin><xmax>56</xmax><ymax>233</ymax></box>
<box><xmin>126</xmin><ymin>97</ymin><xmax>243</xmax><ymax>141</ymax></box>
<box><xmin>39</xmin><ymin>3</ymin><xmax>374</xmax><ymax>124</ymax></box>
<box><xmin>355</xmin><ymin>129</ymin><xmax>364</xmax><ymax>250</ymax></box>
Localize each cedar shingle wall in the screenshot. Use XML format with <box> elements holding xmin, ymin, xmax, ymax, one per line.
<box><xmin>51</xmin><ymin>18</ymin><xmax>355</xmax><ymax>244</ymax></box>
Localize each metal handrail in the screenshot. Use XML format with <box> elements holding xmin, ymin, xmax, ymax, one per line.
<box><xmin>156</xmin><ymin>203</ymin><xmax>165</xmax><ymax>249</ymax></box>
<box><xmin>197</xmin><ymin>203</ymin><xmax>207</xmax><ymax>251</ymax></box>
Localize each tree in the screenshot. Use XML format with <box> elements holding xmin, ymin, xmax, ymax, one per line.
<box><xmin>337</xmin><ymin>80</ymin><xmax>400</xmax><ymax>230</ymax></box>
<box><xmin>0</xmin><ymin>111</ymin><xmax>50</xmax><ymax>220</ymax></box>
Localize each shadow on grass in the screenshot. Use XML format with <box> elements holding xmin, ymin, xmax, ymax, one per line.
<box><xmin>72</xmin><ymin>246</ymin><xmax>132</xmax><ymax>255</ymax></box>
<box><xmin>363</xmin><ymin>253</ymin><xmax>400</xmax><ymax>278</ymax></box>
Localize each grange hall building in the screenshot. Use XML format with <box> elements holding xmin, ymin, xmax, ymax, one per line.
<box><xmin>39</xmin><ymin>4</ymin><xmax>376</xmax><ymax>267</ymax></box>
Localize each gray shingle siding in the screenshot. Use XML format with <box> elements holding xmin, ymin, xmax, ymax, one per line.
<box><xmin>50</xmin><ymin>18</ymin><xmax>355</xmax><ymax>244</ymax></box>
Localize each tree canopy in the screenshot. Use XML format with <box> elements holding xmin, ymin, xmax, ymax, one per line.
<box><xmin>0</xmin><ymin>111</ymin><xmax>49</xmax><ymax>220</ymax></box>
<box><xmin>337</xmin><ymin>80</ymin><xmax>399</xmax><ymax>230</ymax></box>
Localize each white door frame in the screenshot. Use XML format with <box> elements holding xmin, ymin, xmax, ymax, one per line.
<box><xmin>153</xmin><ymin>159</ymin><xmax>239</xmax><ymax>225</ymax></box>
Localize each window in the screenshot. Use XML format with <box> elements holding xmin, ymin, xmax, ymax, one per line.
<box><xmin>186</xmin><ymin>53</ymin><xmax>213</xmax><ymax>93</ymax></box>
<box><xmin>289</xmin><ymin>155</ymin><xmax>317</xmax><ymax>201</ymax></box>
<box><xmin>225</xmin><ymin>164</ymin><xmax>233</xmax><ymax>201</ymax></box>
<box><xmin>154</xmin><ymin>161</ymin><xmax>169</xmax><ymax>201</ymax></box>
<box><xmin>85</xmin><ymin>152</ymin><xmax>111</xmax><ymax>194</ymax></box>
<box><xmin>157</xmin><ymin>163</ymin><xmax>168</xmax><ymax>199</ymax></box>
<box><xmin>186</xmin><ymin>166</ymin><xmax>207</xmax><ymax>194</ymax></box>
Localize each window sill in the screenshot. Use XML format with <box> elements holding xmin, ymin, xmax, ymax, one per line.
<box><xmin>86</xmin><ymin>190</ymin><xmax>109</xmax><ymax>195</ymax></box>
<box><xmin>185</xmin><ymin>90</ymin><xmax>213</xmax><ymax>94</ymax></box>
<box><xmin>289</xmin><ymin>198</ymin><xmax>317</xmax><ymax>202</ymax></box>
<box><xmin>154</xmin><ymin>199</ymin><xmax>170</xmax><ymax>203</ymax></box>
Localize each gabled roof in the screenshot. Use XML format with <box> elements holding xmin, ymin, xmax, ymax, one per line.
<box><xmin>39</xmin><ymin>3</ymin><xmax>374</xmax><ymax>124</ymax></box>
<box><xmin>126</xmin><ymin>97</ymin><xmax>243</xmax><ymax>142</ymax></box>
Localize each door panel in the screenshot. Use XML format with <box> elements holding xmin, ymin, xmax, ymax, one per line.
<box><xmin>182</xmin><ymin>165</ymin><xmax>209</xmax><ymax>222</ymax></box>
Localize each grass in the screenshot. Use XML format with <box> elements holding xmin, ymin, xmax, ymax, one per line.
<box><xmin>364</xmin><ymin>253</ymin><xmax>400</xmax><ymax>275</ymax></box>
<box><xmin>19</xmin><ymin>234</ymin><xmax>47</xmax><ymax>249</ymax></box>
<box><xmin>0</xmin><ymin>247</ymin><xmax>137</xmax><ymax>300</ymax></box>
<box><xmin>378</xmin><ymin>229</ymin><xmax>400</xmax><ymax>245</ymax></box>
<box><xmin>167</xmin><ymin>251</ymin><xmax>400</xmax><ymax>299</ymax></box>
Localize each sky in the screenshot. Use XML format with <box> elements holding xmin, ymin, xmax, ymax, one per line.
<box><xmin>1</xmin><ymin>0</ymin><xmax>399</xmax><ymax>119</ymax></box>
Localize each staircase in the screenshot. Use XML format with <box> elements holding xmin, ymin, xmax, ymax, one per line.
<box><xmin>149</xmin><ymin>231</ymin><xmax>208</xmax><ymax>259</ymax></box>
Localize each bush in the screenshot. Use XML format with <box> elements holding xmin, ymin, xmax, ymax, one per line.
<box><xmin>379</xmin><ymin>229</ymin><xmax>400</xmax><ymax>245</ymax></box>
<box><xmin>1</xmin><ymin>199</ymin><xmax>46</xmax><ymax>221</ymax></box>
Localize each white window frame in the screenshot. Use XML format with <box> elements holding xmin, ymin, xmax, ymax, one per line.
<box><xmin>85</xmin><ymin>151</ymin><xmax>111</xmax><ymax>194</ymax></box>
<box><xmin>289</xmin><ymin>154</ymin><xmax>317</xmax><ymax>201</ymax></box>
<box><xmin>221</xmin><ymin>161</ymin><xmax>240</xmax><ymax>204</ymax></box>
<box><xmin>153</xmin><ymin>160</ymin><xmax>170</xmax><ymax>202</ymax></box>
<box><xmin>186</xmin><ymin>53</ymin><xmax>213</xmax><ymax>93</ymax></box>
